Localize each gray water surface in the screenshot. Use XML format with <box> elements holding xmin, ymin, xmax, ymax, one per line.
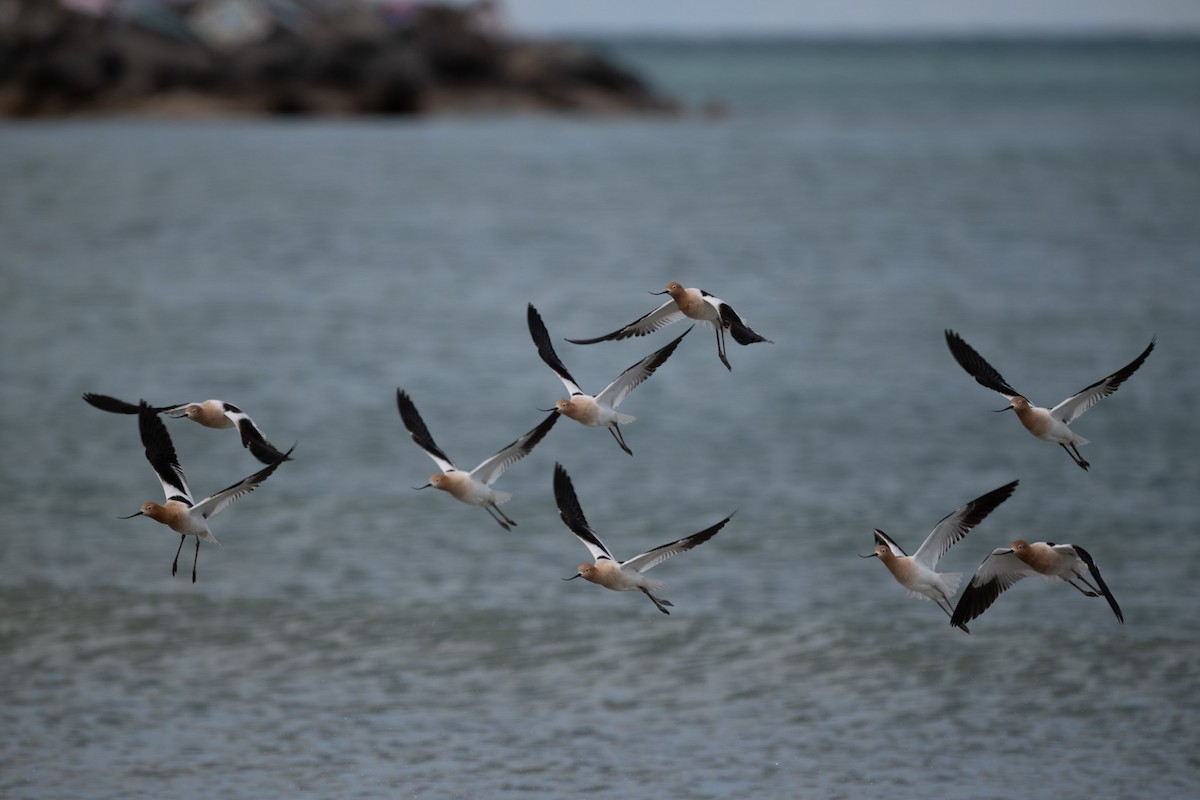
<box><xmin>2</xmin><ymin>39</ymin><xmax>1199</xmax><ymax>799</ymax></box>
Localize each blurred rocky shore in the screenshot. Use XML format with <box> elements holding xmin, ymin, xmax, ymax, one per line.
<box><xmin>0</xmin><ymin>0</ymin><xmax>677</xmax><ymax>117</ymax></box>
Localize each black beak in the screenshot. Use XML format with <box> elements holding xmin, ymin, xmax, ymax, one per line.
<box><xmin>562</xmin><ymin>573</ymin><xmax>581</xmax><ymax>581</ymax></box>
<box><xmin>413</xmin><ymin>483</ymin><xmax>432</xmax><ymax>490</ymax></box>
<box><xmin>537</xmin><ymin>406</ymin><xmax>558</xmax><ymax>413</ymax></box>
<box><xmin>992</xmin><ymin>405</ymin><xmax>1015</xmax><ymax>413</ymax></box>
<box><xmin>118</xmin><ymin>511</ymin><xmax>144</xmax><ymax>519</ymax></box>
<box><xmin>649</xmin><ymin>289</ymin><xmax>669</xmax><ymax>295</ymax></box>
<box><xmin>858</xmin><ymin>552</ymin><xmax>879</xmax><ymax>559</ymax></box>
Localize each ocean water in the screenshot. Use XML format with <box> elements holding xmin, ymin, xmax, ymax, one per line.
<box><xmin>2</xmin><ymin>39</ymin><xmax>1199</xmax><ymax>799</ymax></box>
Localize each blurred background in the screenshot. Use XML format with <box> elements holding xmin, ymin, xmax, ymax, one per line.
<box><xmin>2</xmin><ymin>2</ymin><xmax>1199</xmax><ymax>798</ymax></box>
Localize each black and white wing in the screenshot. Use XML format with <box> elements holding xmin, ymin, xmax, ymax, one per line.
<box><xmin>528</xmin><ymin>304</ymin><xmax>586</xmax><ymax>396</ymax></box>
<box><xmin>191</xmin><ymin>446</ymin><xmax>292</xmax><ymax>520</ymax></box>
<box><xmin>945</xmin><ymin>330</ymin><xmax>1021</xmax><ymax>399</ymax></box>
<box><xmin>216</xmin><ymin>403</ymin><xmax>291</xmax><ymax>464</ymax></box>
<box><xmin>470</xmin><ymin>412</ymin><xmax>558</xmax><ymax>487</ymax></box>
<box><xmin>621</xmin><ymin>513</ymin><xmax>732</xmax><ymax>574</ymax></box>
<box><xmin>565</xmin><ymin>299</ymin><xmax>685</xmax><ymax>344</ymax></box>
<box><xmin>1049</xmin><ymin>338</ymin><xmax>1154</xmax><ymax>425</ymax></box>
<box><xmin>553</xmin><ymin>463</ymin><xmax>614</xmax><ymax>562</ymax></box>
<box><xmin>711</xmin><ymin>295</ymin><xmax>772</xmax><ymax>345</ymax></box>
<box><xmin>1066</xmin><ymin>543</ymin><xmax>1124</xmax><ymax>623</ymax></box>
<box><xmin>949</xmin><ymin>547</ymin><xmax>1039</xmax><ymax>629</ymax></box>
<box><xmin>912</xmin><ymin>480</ymin><xmax>1019</xmax><ymax>569</ymax></box>
<box><xmin>872</xmin><ymin>528</ymin><xmax>908</xmax><ymax>558</ymax></box>
<box><xmin>594</xmin><ymin>327</ymin><xmax>691</xmax><ymax>410</ymax></box>
<box><xmin>137</xmin><ymin>401</ymin><xmax>193</xmax><ymax>506</ymax></box>
<box><xmin>396</xmin><ymin>389</ymin><xmax>457</xmax><ymax>474</ymax></box>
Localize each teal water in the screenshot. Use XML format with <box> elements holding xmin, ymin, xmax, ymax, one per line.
<box><xmin>2</xmin><ymin>39</ymin><xmax>1199</xmax><ymax>799</ymax></box>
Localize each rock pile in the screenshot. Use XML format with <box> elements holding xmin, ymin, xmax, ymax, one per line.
<box><xmin>0</xmin><ymin>0</ymin><xmax>676</xmax><ymax>117</ymax></box>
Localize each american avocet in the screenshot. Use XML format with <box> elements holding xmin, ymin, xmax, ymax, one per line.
<box><xmin>554</xmin><ymin>463</ymin><xmax>731</xmax><ymax>614</ymax></box>
<box><xmin>120</xmin><ymin>401</ymin><xmax>291</xmax><ymax>582</ymax></box>
<box><xmin>861</xmin><ymin>480</ymin><xmax>1019</xmax><ymax>633</ymax></box>
<box><xmin>950</xmin><ymin>539</ymin><xmax>1123</xmax><ymax>631</ymax></box>
<box><xmin>566</xmin><ymin>281</ymin><xmax>772</xmax><ymax>371</ymax></box>
<box><xmin>528</xmin><ymin>303</ymin><xmax>688</xmax><ymax>456</ymax></box>
<box><xmin>944</xmin><ymin>330</ymin><xmax>1155</xmax><ymax>471</ymax></box>
<box><xmin>396</xmin><ymin>389</ymin><xmax>557</xmax><ymax>531</ymax></box>
<box><xmin>83</xmin><ymin>393</ymin><xmax>291</xmax><ymax>465</ymax></box>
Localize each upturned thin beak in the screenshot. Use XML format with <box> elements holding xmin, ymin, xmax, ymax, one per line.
<box><xmin>537</xmin><ymin>406</ymin><xmax>558</xmax><ymax>413</ymax></box>
<box><xmin>649</xmin><ymin>289</ymin><xmax>669</xmax><ymax>295</ymax></box>
<box><xmin>562</xmin><ymin>573</ymin><xmax>581</xmax><ymax>581</ymax></box>
<box><xmin>118</xmin><ymin>511</ymin><xmax>144</xmax><ymax>519</ymax></box>
<box><xmin>992</xmin><ymin>405</ymin><xmax>1015</xmax><ymax>413</ymax></box>
<box><xmin>858</xmin><ymin>552</ymin><xmax>879</xmax><ymax>559</ymax></box>
<box><xmin>413</xmin><ymin>483</ymin><xmax>432</xmax><ymax>490</ymax></box>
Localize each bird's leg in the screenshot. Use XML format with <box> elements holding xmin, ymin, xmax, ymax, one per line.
<box><xmin>192</xmin><ymin>538</ymin><xmax>199</xmax><ymax>584</ymax></box>
<box><xmin>1060</xmin><ymin>443</ymin><xmax>1090</xmax><ymax>471</ymax></box>
<box><xmin>1065</xmin><ymin>577</ymin><xmax>1099</xmax><ymax>598</ymax></box>
<box><xmin>715</xmin><ymin>326</ymin><xmax>732</xmax><ymax>371</ymax></box>
<box><xmin>1071</xmin><ymin>445</ymin><xmax>1090</xmax><ymax>470</ymax></box>
<box><xmin>483</xmin><ymin>505</ymin><xmax>512</xmax><ymax>531</ymax></box>
<box><xmin>642</xmin><ymin>589</ymin><xmax>673</xmax><ymax>615</ymax></box>
<box><xmin>493</xmin><ymin>504</ymin><xmax>518</xmax><ymax>528</ymax></box>
<box><xmin>172</xmin><ymin>534</ymin><xmax>185</xmax><ymax>577</ymax></box>
<box><xmin>609</xmin><ymin>425</ymin><xmax>633</xmax><ymax>456</ymax></box>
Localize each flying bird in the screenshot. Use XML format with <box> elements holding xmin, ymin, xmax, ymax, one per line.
<box><xmin>83</xmin><ymin>392</ymin><xmax>291</xmax><ymax>465</ymax></box>
<box><xmin>950</xmin><ymin>539</ymin><xmax>1123</xmax><ymax>631</ymax></box>
<box><xmin>396</xmin><ymin>388</ymin><xmax>557</xmax><ymax>531</ymax></box>
<box><xmin>529</xmin><ymin>303</ymin><xmax>688</xmax><ymax>456</ymax></box>
<box><xmin>567</xmin><ymin>281</ymin><xmax>772</xmax><ymax>371</ymax></box>
<box><xmin>120</xmin><ymin>401</ymin><xmax>291</xmax><ymax>582</ymax></box>
<box><xmin>944</xmin><ymin>330</ymin><xmax>1154</xmax><ymax>471</ymax></box>
<box><xmin>861</xmin><ymin>480</ymin><xmax>1019</xmax><ymax>632</ymax></box>
<box><xmin>554</xmin><ymin>463</ymin><xmax>731</xmax><ymax>615</ymax></box>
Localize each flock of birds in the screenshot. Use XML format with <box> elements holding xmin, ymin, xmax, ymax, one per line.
<box><xmin>84</xmin><ymin>280</ymin><xmax>1154</xmax><ymax>630</ymax></box>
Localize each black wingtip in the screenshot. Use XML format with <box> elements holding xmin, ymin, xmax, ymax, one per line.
<box><xmin>1071</xmin><ymin>544</ymin><xmax>1124</xmax><ymax>624</ymax></box>
<box><xmin>552</xmin><ymin>462</ymin><xmax>588</xmax><ymax>529</ymax></box>
<box><xmin>552</xmin><ymin>461</ymin><xmax>572</xmax><ymax>493</ymax></box>
<box><xmin>944</xmin><ymin>329</ymin><xmax>1021</xmax><ymax>397</ymax></box>
<box><xmin>248</xmin><ymin>439</ymin><xmax>294</xmax><ymax>465</ymax></box>
<box><xmin>83</xmin><ymin>392</ymin><xmax>142</xmax><ymax>414</ymax></box>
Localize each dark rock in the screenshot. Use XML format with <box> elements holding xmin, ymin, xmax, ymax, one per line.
<box><xmin>0</xmin><ymin>0</ymin><xmax>677</xmax><ymax>118</ymax></box>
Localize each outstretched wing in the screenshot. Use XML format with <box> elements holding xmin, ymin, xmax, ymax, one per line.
<box><xmin>219</xmin><ymin>403</ymin><xmax>292</xmax><ymax>465</ymax></box>
<box><xmin>594</xmin><ymin>326</ymin><xmax>691</xmax><ymax>410</ymax></box>
<box><xmin>945</xmin><ymin>330</ymin><xmax>1021</xmax><ymax>398</ymax></box>
<box><xmin>949</xmin><ymin>548</ymin><xmax>1039</xmax><ymax>629</ymax></box>
<box><xmin>85</xmin><ymin>393</ymin><xmax>180</xmax><ymax>415</ymax></box>
<box><xmin>528</xmin><ymin>304</ymin><xmax>585</xmax><ymax>396</ymax></box>
<box><xmin>553</xmin><ymin>463</ymin><xmax>613</xmax><ymax>562</ymax></box>
<box><xmin>1049</xmin><ymin>338</ymin><xmax>1154</xmax><ymax>425</ymax></box>
<box><xmin>1067</xmin><ymin>543</ymin><xmax>1124</xmax><ymax>623</ymax></box>
<box><xmin>470</xmin><ymin>412</ymin><xmax>558</xmax><ymax>486</ymax></box>
<box><xmin>192</xmin><ymin>446</ymin><xmax>292</xmax><ymax>520</ymax></box>
<box><xmin>395</xmin><ymin>389</ymin><xmax>457</xmax><ymax>473</ymax></box>
<box><xmin>565</xmin><ymin>299</ymin><xmax>685</xmax><ymax>344</ymax></box>
<box><xmin>137</xmin><ymin>401</ymin><xmax>193</xmax><ymax>506</ymax></box>
<box><xmin>912</xmin><ymin>480</ymin><xmax>1019</xmax><ymax>569</ymax></box>
<box><xmin>621</xmin><ymin>513</ymin><xmax>732</xmax><ymax>574</ymax></box>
